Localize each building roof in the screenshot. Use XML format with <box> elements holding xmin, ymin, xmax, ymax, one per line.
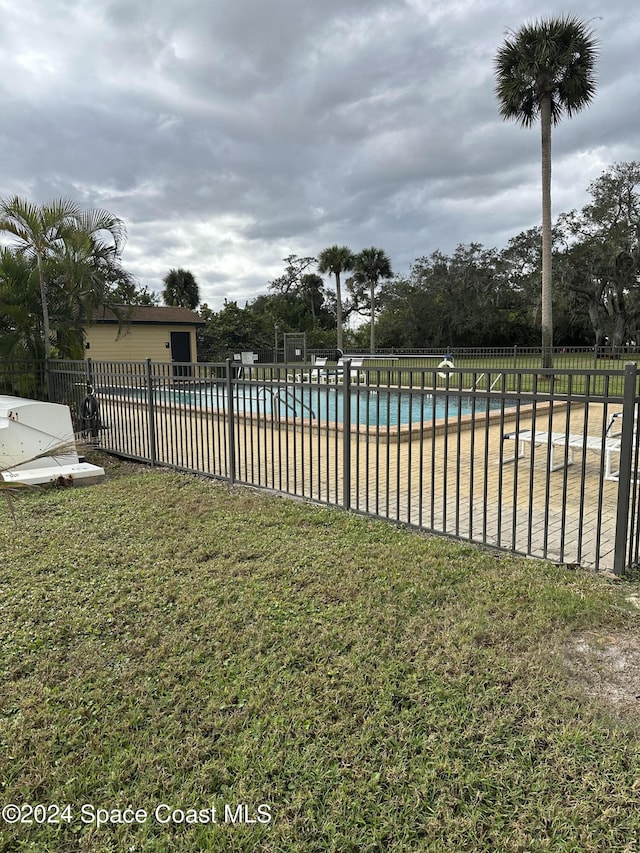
<box><xmin>92</xmin><ymin>305</ymin><xmax>205</xmax><ymax>326</ymax></box>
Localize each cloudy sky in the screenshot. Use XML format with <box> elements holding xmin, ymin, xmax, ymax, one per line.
<box><xmin>1</xmin><ymin>0</ymin><xmax>638</xmax><ymax>312</ymax></box>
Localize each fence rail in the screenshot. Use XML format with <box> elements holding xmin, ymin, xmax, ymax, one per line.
<box><xmin>0</xmin><ymin>360</ymin><xmax>46</xmax><ymax>399</ymax></box>
<box><xmin>228</xmin><ymin>345</ymin><xmax>640</xmax><ymax>372</ymax></box>
<box><xmin>2</xmin><ymin>357</ymin><xmax>640</xmax><ymax>575</ymax></box>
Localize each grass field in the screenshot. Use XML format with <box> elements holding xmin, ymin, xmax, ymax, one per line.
<box><xmin>1</xmin><ymin>455</ymin><xmax>640</xmax><ymax>852</ymax></box>
<box><xmin>354</xmin><ymin>355</ymin><xmax>639</xmax><ymax>396</ymax></box>
<box><xmin>276</xmin><ymin>353</ymin><xmax>638</xmax><ymax>396</ymax></box>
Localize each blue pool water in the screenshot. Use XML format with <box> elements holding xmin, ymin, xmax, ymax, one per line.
<box><xmin>161</xmin><ymin>383</ymin><xmax>505</xmax><ymax>427</ymax></box>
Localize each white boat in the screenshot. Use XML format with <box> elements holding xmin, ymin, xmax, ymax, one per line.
<box><xmin>0</xmin><ymin>395</ymin><xmax>105</xmax><ymax>486</ymax></box>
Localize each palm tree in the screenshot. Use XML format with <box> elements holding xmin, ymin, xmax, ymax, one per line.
<box><xmin>0</xmin><ymin>248</ymin><xmax>42</xmax><ymax>360</ymax></box>
<box><xmin>50</xmin><ymin>219</ymin><xmax>135</xmax><ymax>358</ymax></box>
<box><xmin>0</xmin><ymin>198</ymin><xmax>83</xmax><ymax>358</ymax></box>
<box><xmin>162</xmin><ymin>268</ymin><xmax>200</xmax><ymax>309</ymax></box>
<box><xmin>317</xmin><ymin>245</ymin><xmax>354</xmax><ymax>352</ymax></box>
<box><xmin>351</xmin><ymin>247</ymin><xmax>393</xmax><ymax>354</ymax></box>
<box><xmin>494</xmin><ymin>15</ymin><xmax>598</xmax><ymax>368</ymax></box>
<box><xmin>0</xmin><ymin>197</ymin><xmax>130</xmax><ymax>358</ymax></box>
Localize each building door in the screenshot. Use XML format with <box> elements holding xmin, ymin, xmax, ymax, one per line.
<box><xmin>170</xmin><ymin>331</ymin><xmax>192</xmax><ymax>377</ymax></box>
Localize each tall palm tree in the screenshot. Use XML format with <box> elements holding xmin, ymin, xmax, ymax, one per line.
<box><xmin>494</xmin><ymin>15</ymin><xmax>598</xmax><ymax>368</ymax></box>
<box><xmin>162</xmin><ymin>268</ymin><xmax>200</xmax><ymax>309</ymax></box>
<box><xmin>317</xmin><ymin>245</ymin><xmax>354</xmax><ymax>352</ymax></box>
<box><xmin>351</xmin><ymin>247</ymin><xmax>393</xmax><ymax>354</ymax></box>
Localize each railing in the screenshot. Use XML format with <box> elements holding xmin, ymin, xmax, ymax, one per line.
<box><xmin>210</xmin><ymin>346</ymin><xmax>640</xmax><ymax>376</ymax></box>
<box><xmin>342</xmin><ymin>344</ymin><xmax>640</xmax><ymax>359</ymax></box>
<box><xmin>3</xmin><ymin>357</ymin><xmax>640</xmax><ymax>575</ymax></box>
<box><xmin>299</xmin><ymin>346</ymin><xmax>640</xmax><ymax>373</ymax></box>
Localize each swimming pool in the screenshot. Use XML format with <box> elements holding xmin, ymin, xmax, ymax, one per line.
<box><xmin>158</xmin><ymin>382</ymin><xmax>506</xmax><ymax>428</ymax></box>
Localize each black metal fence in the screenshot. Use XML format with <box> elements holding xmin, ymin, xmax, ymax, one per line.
<box><xmin>3</xmin><ymin>357</ymin><xmax>640</xmax><ymax>575</ymax></box>
<box><xmin>224</xmin><ymin>345</ymin><xmax>640</xmax><ymax>372</ymax></box>
<box><xmin>369</xmin><ymin>345</ymin><xmax>640</xmax><ymax>364</ymax></box>
<box><xmin>0</xmin><ymin>360</ymin><xmax>46</xmax><ymax>399</ymax></box>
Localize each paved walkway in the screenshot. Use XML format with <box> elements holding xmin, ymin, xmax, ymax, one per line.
<box><xmin>98</xmin><ymin>395</ymin><xmax>631</xmax><ymax>572</ymax></box>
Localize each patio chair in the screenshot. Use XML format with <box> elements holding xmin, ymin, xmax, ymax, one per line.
<box><xmin>310</xmin><ymin>357</ymin><xmax>327</xmax><ymax>382</ymax></box>
<box><xmin>502</xmin><ymin>413</ymin><xmax>626</xmax><ymax>482</ymax></box>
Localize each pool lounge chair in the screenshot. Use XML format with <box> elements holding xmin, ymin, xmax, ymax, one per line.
<box><xmin>286</xmin><ymin>357</ymin><xmax>329</xmax><ymax>383</ymax></box>
<box><xmin>502</xmin><ymin>416</ymin><xmax>626</xmax><ymax>482</ymax></box>
<box><xmin>336</xmin><ymin>357</ymin><xmax>367</xmax><ymax>383</ymax></box>
<box><xmin>317</xmin><ymin>357</ymin><xmax>366</xmax><ymax>384</ymax></box>
<box><xmin>310</xmin><ymin>357</ymin><xmax>327</xmax><ymax>382</ymax></box>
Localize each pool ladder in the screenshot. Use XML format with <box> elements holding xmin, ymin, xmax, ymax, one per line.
<box><xmin>464</xmin><ymin>373</ymin><xmax>503</xmax><ymax>393</ymax></box>
<box><xmin>256</xmin><ymin>385</ymin><xmax>317</xmax><ymax>420</ymax></box>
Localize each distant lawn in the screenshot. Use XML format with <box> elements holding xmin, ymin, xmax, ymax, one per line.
<box><xmin>1</xmin><ymin>456</ymin><xmax>639</xmax><ymax>853</ymax></box>
<box><xmin>354</xmin><ymin>355</ymin><xmax>637</xmax><ymax>396</ymax></box>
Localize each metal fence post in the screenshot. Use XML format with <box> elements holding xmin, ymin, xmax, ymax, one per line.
<box><xmin>146</xmin><ymin>358</ymin><xmax>157</xmax><ymax>467</ymax></box>
<box><xmin>225</xmin><ymin>359</ymin><xmax>236</xmax><ymax>484</ymax></box>
<box><xmin>613</xmin><ymin>362</ymin><xmax>637</xmax><ymax>576</ymax></box>
<box><xmin>342</xmin><ymin>360</ymin><xmax>351</xmax><ymax>511</ymax></box>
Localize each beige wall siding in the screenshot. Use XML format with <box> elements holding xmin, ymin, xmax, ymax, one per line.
<box><xmin>84</xmin><ymin>324</ymin><xmax>199</xmax><ymax>362</ymax></box>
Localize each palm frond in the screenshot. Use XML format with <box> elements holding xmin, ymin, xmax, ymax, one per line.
<box><xmin>494</xmin><ymin>15</ymin><xmax>598</xmax><ymax>127</ymax></box>
<box><xmin>75</xmin><ymin>209</ymin><xmax>128</xmax><ymax>255</ymax></box>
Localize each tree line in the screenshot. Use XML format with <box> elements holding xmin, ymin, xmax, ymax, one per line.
<box><xmin>196</xmin><ymin>247</ymin><xmax>392</xmax><ymax>360</ymax></box>
<box><xmin>196</xmin><ymin>161</ymin><xmax>640</xmax><ymax>359</ymax></box>
<box><xmin>5</xmin><ymin>14</ymin><xmax>633</xmax><ymax>364</ymax></box>
<box><xmin>378</xmin><ymin>162</ymin><xmax>640</xmax><ymax>350</ymax></box>
<box><xmin>2</xmin><ymin>160</ymin><xmax>638</xmax><ymax>362</ymax></box>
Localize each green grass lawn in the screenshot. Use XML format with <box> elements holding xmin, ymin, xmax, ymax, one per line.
<box><xmin>356</xmin><ymin>355</ymin><xmax>637</xmax><ymax>396</ymax></box>
<box><xmin>1</xmin><ymin>456</ymin><xmax>639</xmax><ymax>852</ymax></box>
<box><xmin>282</xmin><ymin>354</ymin><xmax>636</xmax><ymax>397</ymax></box>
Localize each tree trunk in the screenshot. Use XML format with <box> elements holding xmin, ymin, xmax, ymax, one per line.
<box><xmin>612</xmin><ymin>317</ymin><xmax>626</xmax><ymax>350</ymax></box>
<box><xmin>588</xmin><ymin>303</ymin><xmax>605</xmax><ymax>347</ymax></box>
<box><xmin>335</xmin><ymin>272</ymin><xmax>343</xmax><ymax>352</ymax></box>
<box><xmin>540</xmin><ymin>95</ymin><xmax>553</xmax><ymax>369</ymax></box>
<box><xmin>369</xmin><ymin>281</ymin><xmax>375</xmax><ymax>354</ymax></box>
<box><xmin>37</xmin><ymin>253</ymin><xmax>52</xmax><ymax>359</ymax></box>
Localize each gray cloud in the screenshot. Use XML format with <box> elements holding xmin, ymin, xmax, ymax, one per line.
<box><xmin>0</xmin><ymin>0</ymin><xmax>637</xmax><ymax>309</ymax></box>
